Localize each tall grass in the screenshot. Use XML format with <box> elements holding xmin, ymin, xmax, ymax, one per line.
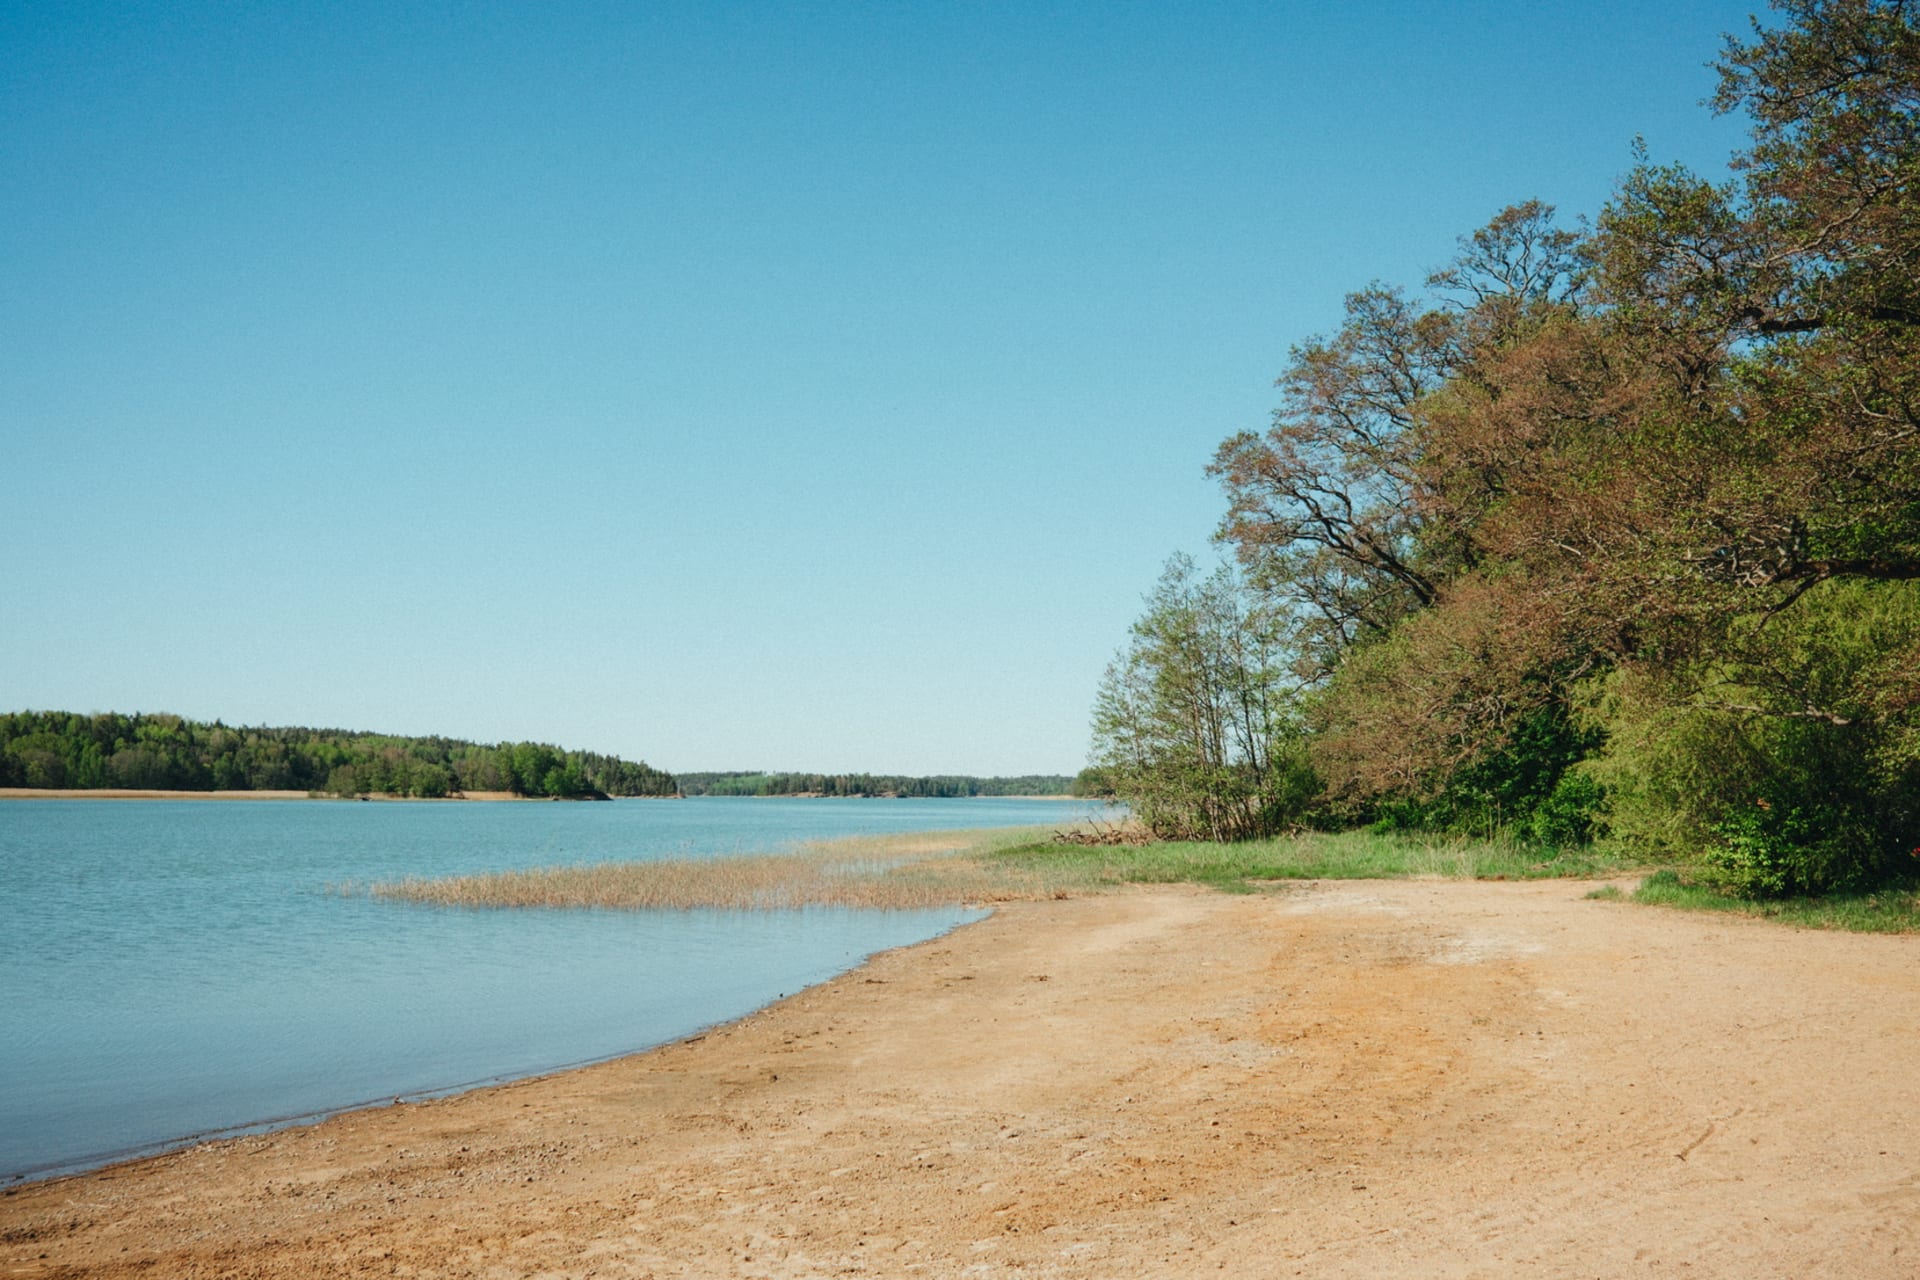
<box><xmin>370</xmin><ymin>826</ymin><xmax>1078</xmax><ymax>910</ymax></box>
<box><xmin>367</xmin><ymin>824</ymin><xmax>1643</xmax><ymax>912</ymax></box>
<box><xmin>1600</xmin><ymin>868</ymin><xmax>1920</xmax><ymax>933</ymax></box>
<box><xmin>987</xmin><ymin>828</ymin><xmax>1642</xmax><ymax>892</ymax></box>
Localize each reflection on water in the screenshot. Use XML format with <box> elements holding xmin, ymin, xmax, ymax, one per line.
<box><xmin>0</xmin><ymin>796</ymin><xmax>1098</xmax><ymax>1181</ymax></box>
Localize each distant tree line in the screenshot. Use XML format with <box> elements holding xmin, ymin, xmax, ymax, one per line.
<box><xmin>1093</xmin><ymin>1</ymin><xmax>1920</xmax><ymax>897</ymax></box>
<box><xmin>675</xmin><ymin>771</ymin><xmax>1084</xmax><ymax>798</ymax></box>
<box><xmin>0</xmin><ymin>711</ymin><xmax>678</xmax><ymax>799</ymax></box>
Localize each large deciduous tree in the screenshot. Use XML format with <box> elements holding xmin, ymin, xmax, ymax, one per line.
<box><xmin>1192</xmin><ymin>0</ymin><xmax>1920</xmax><ymax>890</ymax></box>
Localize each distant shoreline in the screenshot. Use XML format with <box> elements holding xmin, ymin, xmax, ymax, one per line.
<box><xmin>712</xmin><ymin>792</ymin><xmax>1082</xmax><ymax>801</ymax></box>
<box><xmin>0</xmin><ymin>788</ymin><xmax>593</xmax><ymax>802</ymax></box>
<box><xmin>0</xmin><ymin>788</ymin><xmax>1081</xmax><ymax>802</ymax></box>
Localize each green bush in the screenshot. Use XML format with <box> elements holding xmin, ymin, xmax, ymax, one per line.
<box><xmin>1364</xmin><ymin>705</ymin><xmax>1599</xmax><ymax>842</ymax></box>
<box><xmin>1705</xmin><ymin>801</ymin><xmax>1892</xmax><ymax>899</ymax></box>
<box><xmin>1528</xmin><ymin>771</ymin><xmax>1606</xmax><ymax>847</ymax></box>
<box><xmin>1581</xmin><ymin>583</ymin><xmax>1920</xmax><ymax>896</ymax></box>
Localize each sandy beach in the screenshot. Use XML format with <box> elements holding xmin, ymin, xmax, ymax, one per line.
<box><xmin>5</xmin><ymin>879</ymin><xmax>1917</xmax><ymax>1278</ymax></box>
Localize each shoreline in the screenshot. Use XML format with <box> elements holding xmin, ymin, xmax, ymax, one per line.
<box><xmin>0</xmin><ymin>787</ymin><xmax>319</xmax><ymax>800</ymax></box>
<box><xmin>0</xmin><ymin>788</ymin><xmax>1078</xmax><ymax>802</ymax></box>
<box><xmin>0</xmin><ymin>788</ymin><xmax>650</xmax><ymax>802</ymax></box>
<box><xmin>3</xmin><ymin>905</ymin><xmax>993</xmax><ymax>1189</ymax></box>
<box><xmin>6</xmin><ymin>879</ymin><xmax>1920</xmax><ymax>1277</ymax></box>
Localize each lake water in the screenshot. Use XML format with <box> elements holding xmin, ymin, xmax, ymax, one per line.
<box><xmin>0</xmin><ymin>796</ymin><xmax>1101</xmax><ymax>1182</ymax></box>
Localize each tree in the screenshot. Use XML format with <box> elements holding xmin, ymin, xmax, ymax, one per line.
<box><xmin>1195</xmin><ymin>0</ymin><xmax>1920</xmax><ymax>890</ymax></box>
<box><xmin>1211</xmin><ymin>202</ymin><xmax>1587</xmax><ymax>670</ymax></box>
<box><xmin>1091</xmin><ymin>555</ymin><xmax>1318</xmax><ymax>840</ymax></box>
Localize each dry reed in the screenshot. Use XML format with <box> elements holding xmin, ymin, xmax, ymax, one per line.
<box><xmin>367</xmin><ymin>825</ymin><xmax>1106</xmax><ymax>911</ymax></box>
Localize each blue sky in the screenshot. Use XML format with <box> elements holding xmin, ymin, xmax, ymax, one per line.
<box><xmin>4</xmin><ymin>1</ymin><xmax>1762</xmax><ymax>774</ymax></box>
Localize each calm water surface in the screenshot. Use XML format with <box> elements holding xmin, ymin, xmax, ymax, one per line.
<box><xmin>0</xmin><ymin>796</ymin><xmax>1100</xmax><ymax>1181</ymax></box>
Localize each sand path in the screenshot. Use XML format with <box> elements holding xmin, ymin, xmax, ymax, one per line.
<box><xmin>5</xmin><ymin>879</ymin><xmax>1918</xmax><ymax>1277</ymax></box>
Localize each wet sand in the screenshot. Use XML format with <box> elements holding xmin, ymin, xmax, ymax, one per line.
<box><xmin>5</xmin><ymin>879</ymin><xmax>1918</xmax><ymax>1278</ymax></box>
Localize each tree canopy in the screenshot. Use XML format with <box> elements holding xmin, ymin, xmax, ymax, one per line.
<box><xmin>1096</xmin><ymin>0</ymin><xmax>1920</xmax><ymax>894</ymax></box>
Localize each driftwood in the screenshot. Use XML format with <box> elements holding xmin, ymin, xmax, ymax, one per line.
<box><xmin>1052</xmin><ymin>817</ymin><xmax>1154</xmax><ymax>847</ymax></box>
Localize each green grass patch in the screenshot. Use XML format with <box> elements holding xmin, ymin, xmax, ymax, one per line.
<box><xmin>1612</xmin><ymin>868</ymin><xmax>1920</xmax><ymax>933</ymax></box>
<box><xmin>986</xmin><ymin>828</ymin><xmax>1647</xmax><ymax>894</ymax></box>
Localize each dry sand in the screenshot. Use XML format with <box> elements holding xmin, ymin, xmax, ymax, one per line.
<box><xmin>5</xmin><ymin>879</ymin><xmax>1918</xmax><ymax>1278</ymax></box>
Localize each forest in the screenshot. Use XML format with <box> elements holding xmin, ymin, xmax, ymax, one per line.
<box><xmin>674</xmin><ymin>771</ymin><xmax>1082</xmax><ymax>798</ymax></box>
<box><xmin>1090</xmin><ymin>0</ymin><xmax>1920</xmax><ymax>898</ymax></box>
<box><xmin>0</xmin><ymin>712</ymin><xmax>1082</xmax><ymax>802</ymax></box>
<box><xmin>0</xmin><ymin>711</ymin><xmax>679</xmax><ymax>799</ymax></box>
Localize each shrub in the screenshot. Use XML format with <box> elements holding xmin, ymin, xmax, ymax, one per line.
<box><xmin>1528</xmin><ymin>770</ymin><xmax>1606</xmax><ymax>847</ymax></box>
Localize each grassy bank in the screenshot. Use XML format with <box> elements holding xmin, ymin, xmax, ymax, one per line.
<box><xmin>368</xmin><ymin>825</ymin><xmax>1644</xmax><ymax>911</ymax></box>
<box><xmin>1590</xmin><ymin>869</ymin><xmax>1920</xmax><ymax>934</ymax></box>
<box><xmin>989</xmin><ymin>829</ymin><xmax>1640</xmax><ymax>892</ymax></box>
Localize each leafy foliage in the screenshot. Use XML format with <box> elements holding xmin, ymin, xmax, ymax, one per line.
<box><xmin>1101</xmin><ymin>2</ymin><xmax>1920</xmax><ymax>894</ymax></box>
<box><xmin>1089</xmin><ymin>555</ymin><xmax>1321</xmax><ymax>840</ymax></box>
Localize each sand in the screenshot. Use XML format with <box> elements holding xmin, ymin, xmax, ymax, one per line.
<box><xmin>5</xmin><ymin>879</ymin><xmax>1918</xmax><ymax>1278</ymax></box>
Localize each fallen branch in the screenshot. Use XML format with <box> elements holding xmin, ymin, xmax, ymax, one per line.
<box><xmin>1053</xmin><ymin>818</ymin><xmax>1155</xmax><ymax>847</ymax></box>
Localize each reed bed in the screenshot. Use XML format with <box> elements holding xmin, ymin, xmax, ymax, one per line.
<box><xmin>368</xmin><ymin>826</ymin><xmax>1105</xmax><ymax>911</ymax></box>
<box><xmin>366</xmin><ymin>824</ymin><xmax>1638</xmax><ymax>913</ymax></box>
